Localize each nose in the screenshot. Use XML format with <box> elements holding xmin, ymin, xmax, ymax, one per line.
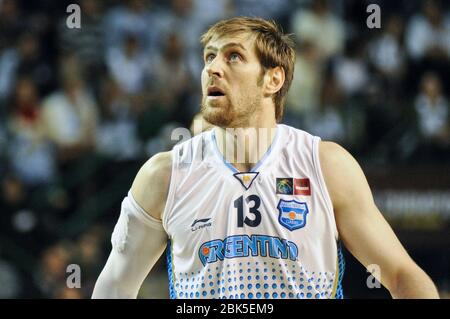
<box><xmin>206</xmin><ymin>56</ymin><xmax>224</xmax><ymax>78</ymax></box>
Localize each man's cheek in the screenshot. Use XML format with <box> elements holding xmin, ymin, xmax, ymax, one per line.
<box><xmin>200</xmin><ymin>71</ymin><xmax>207</xmax><ymax>91</ymax></box>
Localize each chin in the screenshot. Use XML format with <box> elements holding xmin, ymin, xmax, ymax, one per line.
<box><xmin>201</xmin><ymin>105</ymin><xmax>233</xmax><ymax>128</ymax></box>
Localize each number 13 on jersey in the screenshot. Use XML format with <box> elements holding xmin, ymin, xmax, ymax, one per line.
<box><xmin>233</xmin><ymin>195</ymin><xmax>262</xmax><ymax>228</ymax></box>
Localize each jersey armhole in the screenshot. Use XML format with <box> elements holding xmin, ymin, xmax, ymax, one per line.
<box><xmin>161</xmin><ymin>149</ymin><xmax>178</xmax><ymax>237</ymax></box>
<box><xmin>312</xmin><ymin>136</ymin><xmax>339</xmax><ymax>241</ymax></box>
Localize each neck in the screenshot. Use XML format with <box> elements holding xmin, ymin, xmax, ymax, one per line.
<box><xmin>214</xmin><ymin>113</ymin><xmax>277</xmax><ymax>172</ymax></box>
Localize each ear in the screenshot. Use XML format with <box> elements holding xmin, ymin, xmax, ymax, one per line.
<box><xmin>263</xmin><ymin>66</ymin><xmax>285</xmax><ymax>96</ymax></box>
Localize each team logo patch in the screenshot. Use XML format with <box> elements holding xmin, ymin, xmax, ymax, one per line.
<box><xmin>294</xmin><ymin>178</ymin><xmax>311</xmax><ymax>195</ymax></box>
<box><xmin>277</xmin><ymin>199</ymin><xmax>309</xmax><ymax>231</ymax></box>
<box><xmin>276</xmin><ymin>178</ymin><xmax>293</xmax><ymax>194</ymax></box>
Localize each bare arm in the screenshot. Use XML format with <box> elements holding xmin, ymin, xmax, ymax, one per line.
<box><xmin>92</xmin><ymin>151</ymin><xmax>172</xmax><ymax>298</ymax></box>
<box><xmin>319</xmin><ymin>141</ymin><xmax>439</xmax><ymax>299</ymax></box>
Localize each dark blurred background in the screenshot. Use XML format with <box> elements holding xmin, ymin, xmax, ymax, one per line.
<box><xmin>0</xmin><ymin>0</ymin><xmax>449</xmax><ymax>299</ymax></box>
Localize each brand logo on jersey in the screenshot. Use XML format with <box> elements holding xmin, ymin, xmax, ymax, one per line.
<box><xmin>294</xmin><ymin>178</ymin><xmax>311</xmax><ymax>196</ymax></box>
<box><xmin>191</xmin><ymin>218</ymin><xmax>212</xmax><ymax>232</ymax></box>
<box><xmin>276</xmin><ymin>178</ymin><xmax>293</xmax><ymax>194</ymax></box>
<box><xmin>198</xmin><ymin>234</ymin><xmax>298</xmax><ymax>266</ymax></box>
<box><xmin>277</xmin><ymin>199</ymin><xmax>309</xmax><ymax>231</ymax></box>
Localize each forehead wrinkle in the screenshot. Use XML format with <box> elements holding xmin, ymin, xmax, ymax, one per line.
<box><xmin>205</xmin><ymin>42</ymin><xmax>247</xmax><ymax>53</ymax></box>
<box><xmin>204</xmin><ymin>33</ymin><xmax>256</xmax><ymax>54</ymax></box>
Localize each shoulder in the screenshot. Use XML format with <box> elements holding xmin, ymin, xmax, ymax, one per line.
<box><xmin>281</xmin><ymin>124</ymin><xmax>312</xmax><ymax>136</ymax></box>
<box><xmin>318</xmin><ymin>141</ymin><xmax>354</xmax><ymax>167</ymax></box>
<box><xmin>139</xmin><ymin>151</ymin><xmax>172</xmax><ymax>179</ymax></box>
<box><xmin>318</xmin><ymin>141</ymin><xmax>370</xmax><ymax>209</ymax></box>
<box><xmin>279</xmin><ymin>124</ymin><xmax>316</xmax><ymax>147</ymax></box>
<box><xmin>130</xmin><ymin>151</ymin><xmax>173</xmax><ymax>220</ymax></box>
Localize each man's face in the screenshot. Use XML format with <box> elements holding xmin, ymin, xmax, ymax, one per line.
<box><xmin>201</xmin><ymin>33</ymin><xmax>265</xmax><ymax>128</ymax></box>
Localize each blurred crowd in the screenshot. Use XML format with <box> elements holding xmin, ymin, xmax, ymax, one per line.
<box><xmin>0</xmin><ymin>0</ymin><xmax>449</xmax><ymax>298</ymax></box>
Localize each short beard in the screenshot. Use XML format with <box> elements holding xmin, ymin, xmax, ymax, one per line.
<box><xmin>201</xmin><ymin>95</ymin><xmax>261</xmax><ymax>128</ymax></box>
<box><xmin>201</xmin><ymin>71</ymin><xmax>265</xmax><ymax>128</ymax></box>
<box><xmin>200</xmin><ymin>97</ymin><xmax>235</xmax><ymax>128</ymax></box>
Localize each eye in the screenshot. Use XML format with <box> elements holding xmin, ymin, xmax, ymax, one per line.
<box><xmin>229</xmin><ymin>52</ymin><xmax>242</xmax><ymax>62</ymax></box>
<box><xmin>205</xmin><ymin>53</ymin><xmax>215</xmax><ymax>64</ymax></box>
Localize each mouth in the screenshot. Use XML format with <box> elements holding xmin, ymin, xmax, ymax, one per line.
<box><xmin>207</xmin><ymin>86</ymin><xmax>225</xmax><ymax>98</ymax></box>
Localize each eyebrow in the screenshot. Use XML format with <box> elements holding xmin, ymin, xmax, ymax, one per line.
<box><xmin>204</xmin><ymin>42</ymin><xmax>248</xmax><ymax>54</ymax></box>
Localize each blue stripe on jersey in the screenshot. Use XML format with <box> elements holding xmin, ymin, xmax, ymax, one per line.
<box><xmin>166</xmin><ymin>240</ymin><xmax>176</xmax><ymax>299</ymax></box>
<box><xmin>211</xmin><ymin>131</ymin><xmax>239</xmax><ymax>174</ymax></box>
<box><xmin>335</xmin><ymin>242</ymin><xmax>345</xmax><ymax>299</ymax></box>
<box><xmin>250</xmin><ymin>127</ymin><xmax>279</xmax><ymax>172</ymax></box>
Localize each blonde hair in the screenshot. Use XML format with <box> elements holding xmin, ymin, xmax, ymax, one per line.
<box><xmin>201</xmin><ymin>17</ymin><xmax>296</xmax><ymax>122</ymax></box>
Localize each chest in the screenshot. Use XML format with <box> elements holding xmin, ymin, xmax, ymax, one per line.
<box><xmin>167</xmin><ymin>166</ymin><xmax>327</xmax><ymax>245</ymax></box>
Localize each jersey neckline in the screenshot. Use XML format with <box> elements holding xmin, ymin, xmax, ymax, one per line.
<box><xmin>210</xmin><ymin>125</ymin><xmax>282</xmax><ymax>174</ymax></box>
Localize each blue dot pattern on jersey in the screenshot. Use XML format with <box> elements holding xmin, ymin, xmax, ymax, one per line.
<box><xmin>171</xmin><ymin>259</ymin><xmax>341</xmax><ymax>299</ymax></box>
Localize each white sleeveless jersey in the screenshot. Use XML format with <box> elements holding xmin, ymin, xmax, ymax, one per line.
<box><xmin>162</xmin><ymin>124</ymin><xmax>344</xmax><ymax>299</ymax></box>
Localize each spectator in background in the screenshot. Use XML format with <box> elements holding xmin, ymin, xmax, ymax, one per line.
<box><xmin>15</xmin><ymin>32</ymin><xmax>53</xmax><ymax>100</ymax></box>
<box><xmin>0</xmin><ymin>257</ymin><xmax>21</xmax><ymax>298</ymax></box>
<box><xmin>303</xmin><ymin>74</ymin><xmax>346</xmax><ymax>144</ymax></box>
<box><xmin>285</xmin><ymin>40</ymin><xmax>322</xmax><ymax>127</ymax></box>
<box><xmin>3</xmin><ymin>79</ymin><xmax>56</xmax><ymax>252</ymax></box>
<box><xmin>0</xmin><ymin>0</ymin><xmax>23</xmax><ymax>49</ymax></box>
<box><xmin>0</xmin><ymin>172</ymin><xmax>41</xmax><ymax>256</ymax></box>
<box><xmin>35</xmin><ymin>226</ymin><xmax>107</xmax><ymax>298</ymax></box>
<box><xmin>334</xmin><ymin>37</ymin><xmax>370</xmax><ymax>98</ymax></box>
<box><xmin>59</xmin><ymin>0</ymin><xmax>105</xmax><ymax>90</ymax></box>
<box><xmin>405</xmin><ymin>0</ymin><xmax>450</xmax><ymax>93</ymax></box>
<box><xmin>0</xmin><ymin>114</ymin><xmax>6</xmax><ymax>160</ymax></box>
<box><xmin>233</xmin><ymin>0</ymin><xmax>290</xmax><ymax>21</ymax></box>
<box><xmin>6</xmin><ymin>77</ymin><xmax>56</xmax><ymax>187</ymax></box>
<box><xmin>161</xmin><ymin>0</ymin><xmax>202</xmax><ymax>78</ymax></box>
<box><xmin>405</xmin><ymin>0</ymin><xmax>450</xmax><ymax>61</ymax></box>
<box><xmin>41</xmin><ymin>55</ymin><xmax>98</xmax><ymax>164</ymax></box>
<box><xmin>106</xmin><ymin>33</ymin><xmax>149</xmax><ymax>96</ymax></box>
<box><xmin>35</xmin><ymin>242</ymin><xmax>74</xmax><ymax>298</ymax></box>
<box><xmin>54</xmin><ymin>286</ymin><xmax>83</xmax><ymax>299</ymax></box>
<box><xmin>0</xmin><ymin>43</ymin><xmax>18</xmax><ymax>104</ymax></box>
<box><xmin>368</xmin><ymin>14</ymin><xmax>406</xmax><ymax>104</ymax></box>
<box><xmin>96</xmin><ymin>76</ymin><xmax>142</xmax><ymax>161</ymax></box>
<box><xmin>152</xmin><ymin>0</ymin><xmax>231</xmax><ymax>79</ymax></box>
<box><xmin>194</xmin><ymin>0</ymin><xmax>233</xmax><ymax>24</ymax></box>
<box><xmin>369</xmin><ymin>14</ymin><xmax>406</xmax><ymax>79</ymax></box>
<box><xmin>0</xmin><ymin>174</ymin><xmax>26</xmax><ymax>236</ymax></box>
<box><xmin>73</xmin><ymin>226</ymin><xmax>106</xmax><ymax>297</ymax></box>
<box><xmin>414</xmin><ymin>72</ymin><xmax>449</xmax><ymax>161</ymax></box>
<box><xmin>291</xmin><ymin>0</ymin><xmax>345</xmax><ymax>64</ymax></box>
<box><xmin>332</xmin><ymin>37</ymin><xmax>372</xmax><ymax>153</ymax></box>
<box><xmin>0</xmin><ymin>31</ymin><xmax>53</xmax><ymax>107</ymax></box>
<box><xmin>148</xmin><ymin>33</ymin><xmax>194</xmax><ymax>123</ymax></box>
<box><xmin>104</xmin><ymin>0</ymin><xmax>153</xmax><ymax>53</ymax></box>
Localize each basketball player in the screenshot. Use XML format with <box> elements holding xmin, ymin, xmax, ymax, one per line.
<box><xmin>92</xmin><ymin>17</ymin><xmax>439</xmax><ymax>299</ymax></box>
